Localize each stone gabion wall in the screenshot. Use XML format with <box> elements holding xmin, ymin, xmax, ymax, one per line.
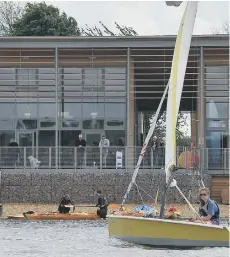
<box><xmin>0</xmin><ymin>170</ymin><xmax>211</xmax><ymax>204</ymax></box>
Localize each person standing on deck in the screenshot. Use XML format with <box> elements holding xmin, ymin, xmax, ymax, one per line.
<box><xmin>99</xmin><ymin>135</ymin><xmax>110</xmax><ymax>168</ymax></box>
<box><xmin>96</xmin><ymin>190</ymin><xmax>108</xmax><ymax>219</ymax></box>
<box><xmin>75</xmin><ymin>134</ymin><xmax>86</xmax><ymax>169</ymax></box>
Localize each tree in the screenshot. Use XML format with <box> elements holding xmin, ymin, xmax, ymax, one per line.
<box><xmin>0</xmin><ymin>1</ymin><xmax>24</xmax><ymax>36</ymax></box>
<box><xmin>81</xmin><ymin>21</ymin><xmax>138</xmax><ymax>36</ymax></box>
<box><xmin>211</xmin><ymin>21</ymin><xmax>229</xmax><ymax>34</ymax></box>
<box><xmin>10</xmin><ymin>2</ymin><xmax>81</xmax><ymax>36</ymax></box>
<box><xmin>147</xmin><ymin>111</ymin><xmax>191</xmax><ymax>146</ymax></box>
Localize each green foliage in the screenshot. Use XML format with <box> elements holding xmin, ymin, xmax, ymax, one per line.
<box><xmin>10</xmin><ymin>2</ymin><xmax>81</xmax><ymax>36</ymax></box>
<box><xmin>147</xmin><ymin>111</ymin><xmax>191</xmax><ymax>145</ymax></box>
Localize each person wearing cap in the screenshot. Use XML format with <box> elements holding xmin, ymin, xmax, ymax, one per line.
<box><xmin>96</xmin><ymin>190</ymin><xmax>108</xmax><ymax>219</ymax></box>
<box><xmin>75</xmin><ymin>134</ymin><xmax>86</xmax><ymax>168</ymax></box>
<box><xmin>58</xmin><ymin>194</ymin><xmax>74</xmax><ymax>214</ymax></box>
<box><xmin>99</xmin><ymin>135</ymin><xmax>110</xmax><ymax>168</ymax></box>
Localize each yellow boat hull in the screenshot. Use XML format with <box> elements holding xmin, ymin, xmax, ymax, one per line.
<box><xmin>24</xmin><ymin>212</ymin><xmax>100</xmax><ymax>221</ymax></box>
<box><xmin>108</xmin><ymin>215</ymin><xmax>229</xmax><ymax>248</ymax></box>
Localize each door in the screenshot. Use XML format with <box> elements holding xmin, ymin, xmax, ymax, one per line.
<box><xmin>85</xmin><ymin>132</ymin><xmax>102</xmax><ymax>166</ymax></box>
<box><xmin>17</xmin><ymin>132</ymin><xmax>36</xmax><ymax>166</ymax></box>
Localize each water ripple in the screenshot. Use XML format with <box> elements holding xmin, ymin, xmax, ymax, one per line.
<box><xmin>0</xmin><ymin>220</ymin><xmax>228</xmax><ymax>257</ymax></box>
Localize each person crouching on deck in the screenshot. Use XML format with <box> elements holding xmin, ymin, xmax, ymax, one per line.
<box><xmin>96</xmin><ymin>190</ymin><xmax>108</xmax><ymax>219</ymax></box>
<box><xmin>193</xmin><ymin>188</ymin><xmax>220</xmax><ymax>225</ymax></box>
<box><xmin>58</xmin><ymin>194</ymin><xmax>74</xmax><ymax>214</ymax></box>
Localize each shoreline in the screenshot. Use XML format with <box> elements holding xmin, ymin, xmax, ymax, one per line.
<box><xmin>0</xmin><ymin>203</ymin><xmax>229</xmax><ymax>220</ymax></box>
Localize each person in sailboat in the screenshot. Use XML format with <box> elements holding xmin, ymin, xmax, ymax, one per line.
<box><xmin>58</xmin><ymin>194</ymin><xmax>74</xmax><ymax>214</ymax></box>
<box><xmin>96</xmin><ymin>190</ymin><xmax>108</xmax><ymax>219</ymax></box>
<box><xmin>193</xmin><ymin>188</ymin><xmax>220</xmax><ymax>225</ymax></box>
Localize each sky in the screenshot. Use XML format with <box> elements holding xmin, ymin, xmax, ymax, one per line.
<box><xmin>46</xmin><ymin>0</ymin><xmax>230</xmax><ymax>35</ymax></box>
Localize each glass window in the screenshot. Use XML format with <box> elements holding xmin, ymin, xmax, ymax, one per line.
<box><xmin>62</xmin><ymin>102</ymin><xmax>82</xmax><ymax>118</ymax></box>
<box><xmin>105</xmin><ymin>130</ymin><xmax>125</xmax><ymax>146</ymax></box>
<box><xmin>205</xmin><ymin>66</ymin><xmax>228</xmax><ymax>85</ymax></box>
<box><xmin>0</xmin><ymin>119</ymin><xmax>14</xmax><ymax>130</ymax></box>
<box><xmin>0</xmin><ymin>131</ymin><xmax>15</xmax><ymax>146</ymax></box>
<box><xmin>38</xmin><ymin>68</ymin><xmax>55</xmax><ymax>86</ymax></box>
<box><xmin>0</xmin><ymin>103</ymin><xmax>15</xmax><ymax>118</ymax></box>
<box><xmin>206</xmin><ymin>119</ymin><xmax>227</xmax><ymax>129</ymax></box>
<box><xmin>105</xmin><ymin>85</ymin><xmax>126</xmax><ymax>91</ymax></box>
<box><xmin>83</xmin><ymin>119</ymin><xmax>104</xmax><ymax>129</ymax></box>
<box><xmin>16</xmin><ymin>119</ymin><xmax>37</xmax><ymax>129</ymax></box>
<box><xmin>206</xmin><ymin>131</ymin><xmax>225</xmax><ymax>168</ymax></box>
<box><xmin>205</xmin><ymin>91</ymin><xmax>227</xmax><ymax>96</ymax></box>
<box><xmin>39</xmin><ymin>103</ymin><xmax>56</xmax><ymax>118</ymax></box>
<box><xmin>40</xmin><ymin>120</ymin><xmax>56</xmax><ymax>129</ymax></box>
<box><xmin>82</xmin><ymin>103</ymin><xmax>104</xmax><ymax>118</ymax></box>
<box><xmin>0</xmin><ymin>68</ymin><xmax>15</xmax><ymax>86</ymax></box>
<box><xmin>38</xmin><ymin>131</ymin><xmax>55</xmax><ymax>146</ymax></box>
<box><xmin>205</xmin><ymin>66</ymin><xmax>228</xmax><ymax>73</ymax></box>
<box><xmin>105</xmin><ymin>103</ymin><xmax>126</xmax><ymax>118</ymax></box>
<box><xmin>104</xmin><ymin>67</ymin><xmax>126</xmax><ymax>88</ymax></box>
<box><xmin>62</xmin><ymin>68</ymin><xmax>82</xmax><ymax>86</ymax></box>
<box><xmin>61</xmin><ymin>130</ymin><xmax>81</xmax><ymax>146</ymax></box>
<box><xmin>104</xmin><ymin>67</ymin><xmax>126</xmax><ymax>75</ymax></box>
<box><xmin>206</xmin><ymin>101</ymin><xmax>229</xmax><ymax>119</ymax></box>
<box><xmin>106</xmin><ymin>120</ymin><xmax>125</xmax><ymax>128</ymax></box>
<box><xmin>16</xmin><ymin>69</ymin><xmax>37</xmax><ymax>86</ymax></box>
<box><xmin>16</xmin><ymin>103</ymin><xmax>37</xmax><ymax>118</ymax></box>
<box><xmin>62</xmin><ymin>120</ymin><xmax>80</xmax><ymax>128</ymax></box>
<box><xmin>83</xmin><ymin>68</ymin><xmax>103</xmax><ymax>87</ymax></box>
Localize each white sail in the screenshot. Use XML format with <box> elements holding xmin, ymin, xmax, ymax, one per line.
<box><xmin>121</xmin><ymin>83</ymin><xmax>169</xmax><ymax>207</ymax></box>
<box><xmin>165</xmin><ymin>2</ymin><xmax>198</xmax><ymax>183</ymax></box>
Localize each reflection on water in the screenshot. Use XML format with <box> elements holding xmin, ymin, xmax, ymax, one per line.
<box><xmin>0</xmin><ymin>220</ymin><xmax>228</xmax><ymax>257</ymax></box>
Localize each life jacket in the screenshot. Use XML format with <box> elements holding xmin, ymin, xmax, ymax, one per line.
<box><xmin>199</xmin><ymin>200</ymin><xmax>220</xmax><ymax>221</ymax></box>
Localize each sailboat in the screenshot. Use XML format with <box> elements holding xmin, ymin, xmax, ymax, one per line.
<box><xmin>107</xmin><ymin>1</ymin><xmax>229</xmax><ymax>248</ymax></box>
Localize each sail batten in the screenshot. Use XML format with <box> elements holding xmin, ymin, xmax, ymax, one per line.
<box><xmin>165</xmin><ymin>2</ymin><xmax>198</xmax><ymax>183</ymax></box>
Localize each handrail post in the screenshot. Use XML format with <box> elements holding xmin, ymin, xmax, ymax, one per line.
<box><xmin>223</xmin><ymin>148</ymin><xmax>227</xmax><ymax>172</ymax></box>
<box><xmin>49</xmin><ymin>147</ymin><xmax>51</xmax><ymax>169</ymax></box>
<box><xmin>24</xmin><ymin>147</ymin><xmax>26</xmax><ymax>171</ymax></box>
<box><xmin>100</xmin><ymin>146</ymin><xmax>102</xmax><ymax>171</ymax></box>
<box><xmin>150</xmin><ymin>147</ymin><xmax>153</xmax><ymax>169</ymax></box>
<box><xmin>74</xmin><ymin>147</ymin><xmax>77</xmax><ymax>172</ymax></box>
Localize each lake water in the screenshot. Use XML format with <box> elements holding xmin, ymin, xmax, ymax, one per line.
<box><xmin>0</xmin><ymin>220</ymin><xmax>228</xmax><ymax>257</ymax></box>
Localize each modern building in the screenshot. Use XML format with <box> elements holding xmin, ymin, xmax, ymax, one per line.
<box><xmin>0</xmin><ymin>35</ymin><xmax>229</xmax><ymax>171</ymax></box>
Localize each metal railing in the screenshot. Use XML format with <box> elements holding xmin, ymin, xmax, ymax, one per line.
<box><xmin>0</xmin><ymin>146</ymin><xmax>229</xmax><ymax>172</ymax></box>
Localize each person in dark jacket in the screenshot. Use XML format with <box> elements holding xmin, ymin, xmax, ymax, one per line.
<box><xmin>96</xmin><ymin>190</ymin><xmax>108</xmax><ymax>219</ymax></box>
<box><xmin>7</xmin><ymin>140</ymin><xmax>20</xmax><ymax>167</ymax></box>
<box><xmin>75</xmin><ymin>134</ymin><xmax>86</xmax><ymax>168</ymax></box>
<box><xmin>58</xmin><ymin>194</ymin><xmax>74</xmax><ymax>214</ymax></box>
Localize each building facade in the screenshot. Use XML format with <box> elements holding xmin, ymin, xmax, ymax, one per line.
<box><xmin>0</xmin><ymin>35</ymin><xmax>229</xmax><ymax>170</ymax></box>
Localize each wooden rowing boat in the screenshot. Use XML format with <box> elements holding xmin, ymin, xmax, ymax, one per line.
<box><xmin>7</xmin><ymin>215</ymin><xmax>26</xmax><ymax>220</ymax></box>
<box><xmin>24</xmin><ymin>212</ymin><xmax>100</xmax><ymax>221</ymax></box>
